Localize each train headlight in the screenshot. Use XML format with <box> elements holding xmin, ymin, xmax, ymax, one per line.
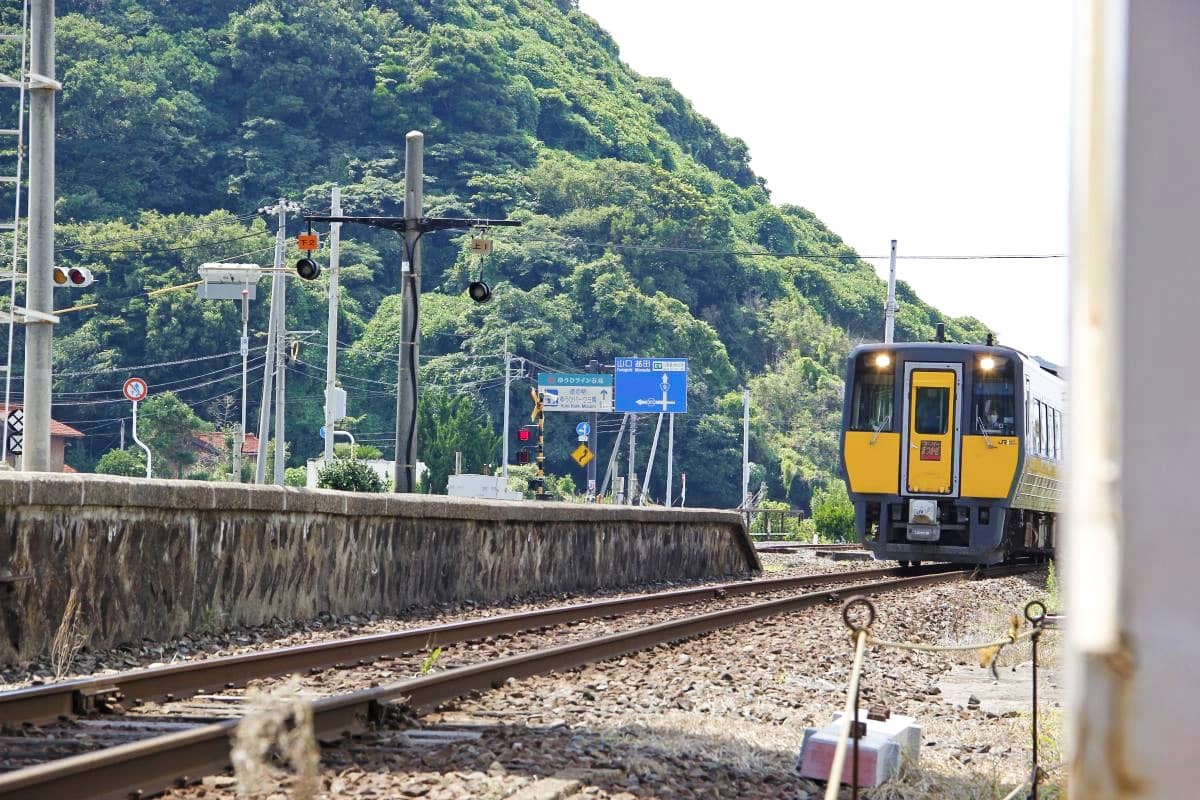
<box><xmin>980</xmin><ymin>356</ymin><xmax>996</xmax><ymax>370</ymax></box>
<box><xmin>874</xmin><ymin>353</ymin><xmax>891</xmax><ymax>368</ymax></box>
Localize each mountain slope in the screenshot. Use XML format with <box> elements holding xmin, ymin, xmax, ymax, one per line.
<box><xmin>2</xmin><ymin>0</ymin><xmax>989</xmax><ymax>507</ymax></box>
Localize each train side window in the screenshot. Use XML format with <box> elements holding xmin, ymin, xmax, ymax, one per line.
<box><xmin>1033</xmin><ymin>401</ymin><xmax>1044</xmax><ymax>455</ymax></box>
<box><xmin>914</xmin><ymin>387</ymin><xmax>949</xmax><ymax>435</ymax></box>
<box><xmin>1055</xmin><ymin>409</ymin><xmax>1063</xmax><ymax>459</ymax></box>
<box><xmin>850</xmin><ymin>354</ymin><xmax>894</xmax><ymax>432</ymax></box>
<box><xmin>973</xmin><ymin>357</ymin><xmax>1015</xmax><ymax>435</ymax></box>
<box><xmin>1049</xmin><ymin>408</ymin><xmax>1058</xmax><ymax>459</ymax></box>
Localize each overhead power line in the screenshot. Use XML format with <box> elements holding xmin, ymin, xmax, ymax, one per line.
<box><xmin>499</xmin><ymin>232</ymin><xmax>1065</xmax><ymax>262</ymax></box>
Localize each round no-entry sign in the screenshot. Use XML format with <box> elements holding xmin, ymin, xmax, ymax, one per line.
<box><xmin>123</xmin><ymin>377</ymin><xmax>149</xmax><ymax>402</ymax></box>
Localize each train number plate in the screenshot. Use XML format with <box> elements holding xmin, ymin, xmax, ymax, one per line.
<box><xmin>919</xmin><ymin>440</ymin><xmax>941</xmax><ymax>461</ymax></box>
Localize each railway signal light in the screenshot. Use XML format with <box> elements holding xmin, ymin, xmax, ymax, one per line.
<box><xmin>295</xmin><ymin>256</ymin><xmax>321</xmax><ymax>280</ymax></box>
<box><xmin>516</xmin><ymin>449</ymin><xmax>531</xmax><ymax>465</ymax></box>
<box><xmin>53</xmin><ymin>266</ymin><xmax>94</xmax><ymax>288</ymax></box>
<box><xmin>467</xmin><ymin>280</ymin><xmax>492</xmax><ymax>303</ymax></box>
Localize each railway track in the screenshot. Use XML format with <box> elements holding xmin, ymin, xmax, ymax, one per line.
<box><xmin>0</xmin><ymin>562</ymin><xmax>1032</xmax><ymax>800</ymax></box>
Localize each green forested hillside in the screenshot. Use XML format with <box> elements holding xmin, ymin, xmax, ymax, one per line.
<box><xmin>1</xmin><ymin>0</ymin><xmax>988</xmax><ymax>508</ymax></box>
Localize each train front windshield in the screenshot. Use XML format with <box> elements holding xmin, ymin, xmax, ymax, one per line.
<box><xmin>850</xmin><ymin>352</ymin><xmax>895</xmax><ymax>432</ymax></box>
<box><xmin>973</xmin><ymin>356</ymin><xmax>1016</xmax><ymax>435</ymax></box>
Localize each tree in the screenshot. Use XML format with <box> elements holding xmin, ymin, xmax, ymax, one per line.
<box><xmin>417</xmin><ymin>388</ymin><xmax>501</xmax><ymax>494</ymax></box>
<box><xmin>811</xmin><ymin>479</ymin><xmax>856</xmax><ymax>542</ymax></box>
<box><xmin>94</xmin><ymin>447</ymin><xmax>146</xmax><ymax>477</ymax></box>
<box><xmin>137</xmin><ymin>391</ymin><xmax>211</xmax><ymax>478</ymax></box>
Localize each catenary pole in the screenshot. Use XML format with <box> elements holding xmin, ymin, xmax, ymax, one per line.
<box><xmin>884</xmin><ymin>239</ymin><xmax>897</xmax><ymax>344</ymax></box>
<box><xmin>255</xmin><ymin>200</ymin><xmax>287</xmax><ymax>484</ymax></box>
<box><xmin>324</xmin><ymin>186</ymin><xmax>342</xmax><ymax>464</ymax></box>
<box><xmin>394</xmin><ymin>131</ymin><xmax>423</xmax><ymax>492</ymax></box>
<box><xmin>22</xmin><ymin>0</ymin><xmax>56</xmax><ymax>471</ymax></box>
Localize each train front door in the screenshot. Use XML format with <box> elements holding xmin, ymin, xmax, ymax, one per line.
<box><xmin>902</xmin><ymin>364</ymin><xmax>961</xmax><ymax>495</ymax></box>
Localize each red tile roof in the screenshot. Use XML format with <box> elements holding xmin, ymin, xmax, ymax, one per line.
<box><xmin>193</xmin><ymin>430</ymin><xmax>260</xmax><ymax>456</ymax></box>
<box><xmin>0</xmin><ymin>405</ymin><xmax>85</xmax><ymax>438</ymax></box>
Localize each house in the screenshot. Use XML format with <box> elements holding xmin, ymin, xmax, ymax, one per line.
<box><xmin>0</xmin><ymin>404</ymin><xmax>85</xmax><ymax>472</ymax></box>
<box><xmin>192</xmin><ymin>431</ymin><xmax>261</xmax><ymax>471</ymax></box>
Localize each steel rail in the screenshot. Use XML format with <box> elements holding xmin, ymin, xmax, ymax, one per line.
<box><xmin>0</xmin><ymin>564</ymin><xmax>940</xmax><ymax>727</ymax></box>
<box><xmin>0</xmin><ymin>565</ymin><xmax>1031</xmax><ymax>800</ymax></box>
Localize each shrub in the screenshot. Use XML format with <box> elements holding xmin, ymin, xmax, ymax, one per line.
<box><xmin>284</xmin><ymin>466</ymin><xmax>308</xmax><ymax>487</ymax></box>
<box><xmin>94</xmin><ymin>447</ymin><xmax>146</xmax><ymax>477</ymax></box>
<box><xmin>811</xmin><ymin>479</ymin><xmax>856</xmax><ymax>542</ymax></box>
<box><xmin>316</xmin><ymin>459</ymin><xmax>386</xmax><ymax>493</ymax></box>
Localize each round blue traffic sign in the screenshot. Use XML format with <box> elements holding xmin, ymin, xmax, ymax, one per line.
<box><xmin>576</xmin><ymin>421</ymin><xmax>591</xmax><ymax>436</ymax></box>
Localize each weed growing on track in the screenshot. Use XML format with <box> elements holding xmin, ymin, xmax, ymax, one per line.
<box><xmin>49</xmin><ymin>587</ymin><xmax>88</xmax><ymax>679</ymax></box>
<box><xmin>420</xmin><ymin>646</ymin><xmax>444</xmax><ymax>675</ymax></box>
<box><xmin>231</xmin><ymin>677</ymin><xmax>318</xmax><ymax>800</ymax></box>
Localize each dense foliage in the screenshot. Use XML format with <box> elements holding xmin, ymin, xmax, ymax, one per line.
<box><xmin>316</xmin><ymin>459</ymin><xmax>388</xmax><ymax>493</ymax></box>
<box><xmin>0</xmin><ymin>0</ymin><xmax>990</xmax><ymax>510</ymax></box>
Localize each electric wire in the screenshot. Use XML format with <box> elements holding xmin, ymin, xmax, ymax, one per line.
<box><xmin>499</xmin><ymin>231</ymin><xmax>1066</xmax><ymax>262</ymax></box>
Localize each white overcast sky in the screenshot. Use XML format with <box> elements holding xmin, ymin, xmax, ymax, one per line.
<box><xmin>577</xmin><ymin>1</ymin><xmax>1072</xmax><ymax>365</ymax></box>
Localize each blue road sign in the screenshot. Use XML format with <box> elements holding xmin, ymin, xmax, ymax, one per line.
<box><xmin>319</xmin><ymin>425</ymin><xmax>327</xmax><ymax>439</ymax></box>
<box><xmin>576</xmin><ymin>421</ymin><xmax>591</xmax><ymax>437</ymax></box>
<box><xmin>614</xmin><ymin>357</ymin><xmax>688</xmax><ymax>414</ymax></box>
<box><xmin>537</xmin><ymin>373</ymin><xmax>614</xmax><ymax>412</ymax></box>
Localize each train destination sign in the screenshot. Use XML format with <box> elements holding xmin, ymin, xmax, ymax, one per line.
<box><xmin>536</xmin><ymin>373</ymin><xmax>614</xmax><ymax>413</ymax></box>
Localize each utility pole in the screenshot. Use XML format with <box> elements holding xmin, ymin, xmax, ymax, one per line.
<box><xmin>22</xmin><ymin>0</ymin><xmax>59</xmax><ymax>472</ymax></box>
<box><xmin>587</xmin><ymin>358</ymin><xmax>600</xmax><ymax>501</ymax></box>
<box><xmin>395</xmin><ymin>132</ymin><xmax>423</xmax><ymax>493</ymax></box>
<box><xmin>255</xmin><ymin>200</ymin><xmax>289</xmax><ymax>484</ymax></box>
<box><xmin>599</xmin><ymin>412</ymin><xmax>628</xmax><ymax>499</ymax></box>
<box><xmin>301</xmin><ymin>133</ymin><xmax>520</xmax><ymax>493</ymax></box>
<box><xmin>273</xmin><ymin>310</ymin><xmax>288</xmax><ymax>485</ymax></box>
<box><xmin>640</xmin><ymin>412</ymin><xmax>665</xmax><ymax>504</ymax></box>
<box><xmin>884</xmin><ymin>238</ymin><xmax>898</xmax><ymax>344</ymax></box>
<box><xmin>741</xmin><ymin>388</ymin><xmax>751</xmax><ymax>508</ymax></box>
<box><xmin>323</xmin><ymin>187</ymin><xmax>342</xmax><ymax>464</ymax></box>
<box><xmin>627</xmin><ymin>413</ymin><xmax>637</xmax><ymax>505</ymax></box>
<box><xmin>502</xmin><ymin>333</ymin><xmax>512</xmax><ymax>481</ymax></box>
<box><xmin>235</xmin><ymin>286</ymin><xmax>249</xmax><ymax>482</ymax></box>
<box><xmin>666</xmin><ymin>411</ymin><xmax>675</xmax><ymax>507</ymax></box>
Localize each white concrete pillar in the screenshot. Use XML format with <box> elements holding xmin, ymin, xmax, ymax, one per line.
<box><xmin>1067</xmin><ymin>1</ymin><xmax>1200</xmax><ymax>795</ymax></box>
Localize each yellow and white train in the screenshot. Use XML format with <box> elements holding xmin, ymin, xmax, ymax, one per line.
<box><xmin>839</xmin><ymin>342</ymin><xmax>1065</xmax><ymax>565</ymax></box>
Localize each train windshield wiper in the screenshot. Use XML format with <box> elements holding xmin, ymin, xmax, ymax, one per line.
<box><xmin>869</xmin><ymin>413</ymin><xmax>891</xmax><ymax>445</ymax></box>
<box><xmin>976</xmin><ymin>416</ymin><xmax>996</xmax><ymax>448</ymax></box>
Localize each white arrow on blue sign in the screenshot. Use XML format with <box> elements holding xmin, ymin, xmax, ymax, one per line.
<box><xmin>576</xmin><ymin>421</ymin><xmax>591</xmax><ymax>436</ymax></box>
<box><xmin>614</xmin><ymin>357</ymin><xmax>688</xmax><ymax>414</ymax></box>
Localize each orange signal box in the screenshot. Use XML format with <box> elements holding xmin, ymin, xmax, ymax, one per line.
<box><xmin>297</xmin><ymin>233</ymin><xmax>319</xmax><ymax>251</ymax></box>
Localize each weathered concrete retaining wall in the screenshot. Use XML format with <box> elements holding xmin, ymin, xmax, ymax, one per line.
<box><xmin>0</xmin><ymin>473</ymin><xmax>757</xmax><ymax>664</ymax></box>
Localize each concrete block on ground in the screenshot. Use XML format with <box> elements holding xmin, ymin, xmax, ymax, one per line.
<box><xmin>797</xmin><ymin>710</ymin><xmax>920</xmax><ymax>788</ymax></box>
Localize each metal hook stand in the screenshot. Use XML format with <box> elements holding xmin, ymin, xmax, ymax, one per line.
<box><xmin>1024</xmin><ymin>600</ymin><xmax>1048</xmax><ymax>800</ymax></box>
<box><xmin>839</xmin><ymin>596</ymin><xmax>876</xmax><ymax>800</ymax></box>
